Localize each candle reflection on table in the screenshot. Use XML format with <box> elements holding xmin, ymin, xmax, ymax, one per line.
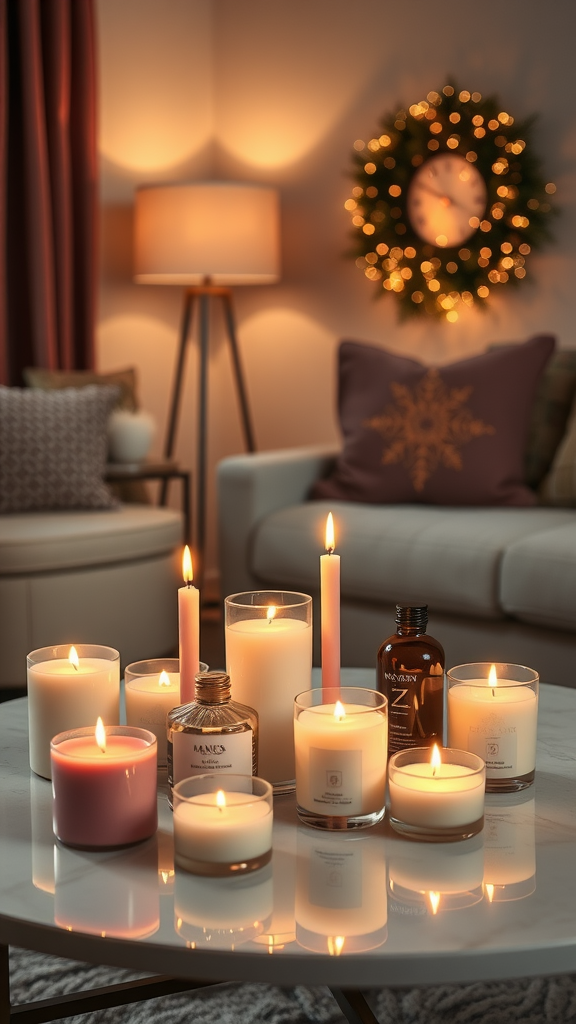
<box><xmin>54</xmin><ymin>839</ymin><xmax>159</xmax><ymax>939</ymax></box>
<box><xmin>252</xmin><ymin>839</ymin><xmax>297</xmax><ymax>952</ymax></box>
<box><xmin>174</xmin><ymin>865</ymin><xmax>273</xmax><ymax>949</ymax></box>
<box><xmin>388</xmin><ymin>834</ymin><xmax>484</xmax><ymax>915</ymax></box>
<box><xmin>295</xmin><ymin>829</ymin><xmax>387</xmax><ymax>953</ymax></box>
<box><xmin>30</xmin><ymin>775</ymin><xmax>55</xmax><ymax>895</ymax></box>
<box><xmin>483</xmin><ymin>791</ymin><xmax>536</xmax><ymax>902</ymax></box>
<box><xmin>157</xmin><ymin>829</ymin><xmax>175</xmax><ymax>894</ymax></box>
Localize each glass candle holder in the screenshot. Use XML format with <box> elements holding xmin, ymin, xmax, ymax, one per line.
<box><xmin>294</xmin><ymin>687</ymin><xmax>388</xmax><ymax>831</ymax></box>
<box><xmin>51</xmin><ymin>725</ymin><xmax>158</xmax><ymax>849</ymax></box>
<box><xmin>225</xmin><ymin>591</ymin><xmax>312</xmax><ymax>792</ymax></box>
<box><xmin>388</xmin><ymin>747</ymin><xmax>485</xmax><ymax>842</ymax></box>
<box><xmin>28</xmin><ymin>643</ymin><xmax>120</xmax><ymax>780</ymax></box>
<box><xmin>125</xmin><ymin>658</ymin><xmax>208</xmax><ymax>767</ymax></box>
<box><xmin>447</xmin><ymin>662</ymin><xmax>539</xmax><ymax>792</ymax></box>
<box><xmin>172</xmin><ymin>773</ymin><xmax>273</xmax><ymax>877</ymax></box>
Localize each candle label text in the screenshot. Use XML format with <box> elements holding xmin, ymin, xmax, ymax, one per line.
<box><xmin>466</xmin><ymin>725</ymin><xmax>517</xmax><ymax>775</ymax></box>
<box><xmin>170</xmin><ymin>730</ymin><xmax>253</xmax><ymax>784</ymax></box>
<box><xmin>308</xmin><ymin>747</ymin><xmax>363</xmax><ymax>814</ymax></box>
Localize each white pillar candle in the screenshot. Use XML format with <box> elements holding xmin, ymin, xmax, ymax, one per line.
<box><xmin>125</xmin><ymin>670</ymin><xmax>180</xmax><ymax>765</ymax></box>
<box><xmin>448</xmin><ymin>664</ymin><xmax>538</xmax><ymax>782</ymax></box>
<box><xmin>27</xmin><ymin>645</ymin><xmax>120</xmax><ymax>780</ymax></box>
<box><xmin>225</xmin><ymin>598</ymin><xmax>312</xmax><ymax>785</ymax></box>
<box><xmin>173</xmin><ymin>788</ymin><xmax>273</xmax><ymax>871</ymax></box>
<box><xmin>388</xmin><ymin>746</ymin><xmax>485</xmax><ymax>832</ymax></box>
<box><xmin>178</xmin><ymin>546</ymin><xmax>200</xmax><ymax>704</ymax></box>
<box><xmin>320</xmin><ymin>512</ymin><xmax>340</xmax><ymax>694</ymax></box>
<box><xmin>294</xmin><ymin>691</ymin><xmax>387</xmax><ymax>818</ymax></box>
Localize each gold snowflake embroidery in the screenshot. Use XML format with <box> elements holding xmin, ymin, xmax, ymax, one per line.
<box><xmin>365</xmin><ymin>369</ymin><xmax>495</xmax><ymax>492</ymax></box>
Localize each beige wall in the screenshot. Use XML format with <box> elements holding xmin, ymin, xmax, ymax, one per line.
<box><xmin>96</xmin><ymin>0</ymin><xmax>576</xmax><ymax>586</ymax></box>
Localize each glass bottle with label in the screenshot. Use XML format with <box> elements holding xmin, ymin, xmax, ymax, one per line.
<box><xmin>167</xmin><ymin>671</ymin><xmax>258</xmax><ymax>805</ymax></box>
<box><xmin>377</xmin><ymin>605</ymin><xmax>444</xmax><ymax>756</ymax></box>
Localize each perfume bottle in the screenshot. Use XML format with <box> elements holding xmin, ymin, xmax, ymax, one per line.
<box><xmin>377</xmin><ymin>605</ymin><xmax>444</xmax><ymax>756</ymax></box>
<box><xmin>167</xmin><ymin>671</ymin><xmax>258</xmax><ymax>803</ymax></box>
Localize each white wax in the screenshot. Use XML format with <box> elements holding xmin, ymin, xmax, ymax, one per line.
<box><xmin>294</xmin><ymin>702</ymin><xmax>387</xmax><ymax>817</ymax></box>
<box><xmin>125</xmin><ymin>672</ymin><xmax>180</xmax><ymax>764</ymax></box>
<box><xmin>173</xmin><ymin>791</ymin><xmax>273</xmax><ymax>866</ymax></box>
<box><xmin>388</xmin><ymin>761</ymin><xmax>485</xmax><ymax>828</ymax></box>
<box><xmin>28</xmin><ymin>658</ymin><xmax>119</xmax><ymax>780</ymax></box>
<box><xmin>178</xmin><ymin>583</ymin><xmax>200</xmax><ymax>704</ymax></box>
<box><xmin>448</xmin><ymin>682</ymin><xmax>537</xmax><ymax>778</ymax></box>
<box><xmin>320</xmin><ymin>552</ymin><xmax>340</xmax><ymax>692</ymax></box>
<box><xmin>225</xmin><ymin>617</ymin><xmax>312</xmax><ymax>784</ymax></box>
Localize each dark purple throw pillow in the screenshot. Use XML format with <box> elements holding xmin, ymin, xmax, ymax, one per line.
<box><xmin>312</xmin><ymin>335</ymin><xmax>555</xmax><ymax>507</ymax></box>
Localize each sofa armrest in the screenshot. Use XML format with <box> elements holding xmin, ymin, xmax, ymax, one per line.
<box><xmin>217</xmin><ymin>446</ymin><xmax>338</xmax><ymax>597</ymax></box>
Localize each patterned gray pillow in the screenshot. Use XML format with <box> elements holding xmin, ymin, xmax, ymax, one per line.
<box><xmin>0</xmin><ymin>385</ymin><xmax>119</xmax><ymax>512</ymax></box>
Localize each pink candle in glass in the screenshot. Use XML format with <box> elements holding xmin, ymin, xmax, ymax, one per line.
<box><xmin>51</xmin><ymin>721</ymin><xmax>157</xmax><ymax>849</ymax></box>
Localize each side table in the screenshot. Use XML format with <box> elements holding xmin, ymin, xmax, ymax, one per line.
<box><xmin>105</xmin><ymin>461</ymin><xmax>191</xmax><ymax>544</ymax></box>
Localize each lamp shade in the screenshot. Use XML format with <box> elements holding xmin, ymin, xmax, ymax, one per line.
<box><xmin>134</xmin><ymin>182</ymin><xmax>280</xmax><ymax>286</ymax></box>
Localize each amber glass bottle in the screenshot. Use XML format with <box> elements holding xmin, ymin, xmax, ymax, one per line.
<box><xmin>377</xmin><ymin>605</ymin><xmax>445</xmax><ymax>756</ymax></box>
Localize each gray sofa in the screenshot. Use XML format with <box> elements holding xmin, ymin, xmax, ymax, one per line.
<box><xmin>218</xmin><ymin>446</ymin><xmax>576</xmax><ymax>687</ymax></box>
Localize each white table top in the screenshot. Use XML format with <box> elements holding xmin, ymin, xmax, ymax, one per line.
<box><xmin>1</xmin><ymin>673</ymin><xmax>576</xmax><ymax>988</ymax></box>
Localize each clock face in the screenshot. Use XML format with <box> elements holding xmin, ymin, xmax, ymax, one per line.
<box><xmin>407</xmin><ymin>154</ymin><xmax>487</xmax><ymax>247</ymax></box>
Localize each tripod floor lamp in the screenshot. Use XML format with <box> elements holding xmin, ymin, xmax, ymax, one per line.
<box><xmin>134</xmin><ymin>182</ymin><xmax>280</xmax><ymax>587</ymax></box>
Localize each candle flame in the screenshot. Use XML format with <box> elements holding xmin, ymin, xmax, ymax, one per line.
<box><xmin>95</xmin><ymin>717</ymin><xmax>106</xmax><ymax>753</ymax></box>
<box><xmin>68</xmin><ymin>646</ymin><xmax>79</xmax><ymax>670</ymax></box>
<box><xmin>216</xmin><ymin>789</ymin><xmax>226</xmax><ymax>811</ymax></box>
<box><xmin>428</xmin><ymin>891</ymin><xmax>441</xmax><ymax>915</ymax></box>
<box><xmin>485</xmin><ymin>883</ymin><xmax>495</xmax><ymax>903</ymax></box>
<box><xmin>159</xmin><ymin>670</ymin><xmax>171</xmax><ymax>688</ymax></box>
<box><xmin>488</xmin><ymin>664</ymin><xmax>498</xmax><ymax>689</ymax></box>
<box><xmin>327</xmin><ymin>936</ymin><xmax>345</xmax><ymax>956</ymax></box>
<box><xmin>267</xmin><ymin>605</ymin><xmax>276</xmax><ymax>624</ymax></box>
<box><xmin>430</xmin><ymin>743</ymin><xmax>441</xmax><ymax>776</ymax></box>
<box><xmin>182</xmin><ymin>545</ymin><xmax>193</xmax><ymax>585</ymax></box>
<box><xmin>334</xmin><ymin>700</ymin><xmax>346</xmax><ymax>721</ymax></box>
<box><xmin>325</xmin><ymin>512</ymin><xmax>335</xmax><ymax>553</ymax></box>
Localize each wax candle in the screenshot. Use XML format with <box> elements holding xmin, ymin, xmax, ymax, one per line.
<box><xmin>225</xmin><ymin>592</ymin><xmax>312</xmax><ymax>787</ymax></box>
<box><xmin>51</xmin><ymin>721</ymin><xmax>158</xmax><ymax>849</ymax></box>
<box><xmin>447</xmin><ymin>663</ymin><xmax>539</xmax><ymax>791</ymax></box>
<box><xmin>125</xmin><ymin>657</ymin><xmax>205</xmax><ymax>767</ymax></box>
<box><xmin>320</xmin><ymin>512</ymin><xmax>340</xmax><ymax>694</ymax></box>
<box><xmin>172</xmin><ymin>774</ymin><xmax>273</xmax><ymax>876</ymax></box>
<box><xmin>388</xmin><ymin>745</ymin><xmax>485</xmax><ymax>841</ymax></box>
<box><xmin>28</xmin><ymin>644</ymin><xmax>120</xmax><ymax>780</ymax></box>
<box><xmin>178</xmin><ymin>546</ymin><xmax>200</xmax><ymax>704</ymax></box>
<box><xmin>294</xmin><ymin>687</ymin><xmax>387</xmax><ymax>828</ymax></box>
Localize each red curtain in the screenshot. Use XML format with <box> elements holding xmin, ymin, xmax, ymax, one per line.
<box><xmin>0</xmin><ymin>0</ymin><xmax>97</xmax><ymax>385</ymax></box>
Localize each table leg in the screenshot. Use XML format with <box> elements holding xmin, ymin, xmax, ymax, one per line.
<box><xmin>330</xmin><ymin>988</ymin><xmax>381</xmax><ymax>1024</ymax></box>
<box><xmin>0</xmin><ymin>944</ymin><xmax>223</xmax><ymax>1024</ymax></box>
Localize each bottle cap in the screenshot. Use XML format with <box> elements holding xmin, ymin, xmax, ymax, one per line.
<box><xmin>395</xmin><ymin>605</ymin><xmax>428</xmax><ymax>630</ymax></box>
<box><xmin>194</xmin><ymin>670</ymin><xmax>231</xmax><ymax>703</ymax></box>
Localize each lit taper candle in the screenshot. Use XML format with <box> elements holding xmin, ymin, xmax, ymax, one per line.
<box><xmin>178</xmin><ymin>546</ymin><xmax>200</xmax><ymax>704</ymax></box>
<box><xmin>320</xmin><ymin>513</ymin><xmax>340</xmax><ymax>695</ymax></box>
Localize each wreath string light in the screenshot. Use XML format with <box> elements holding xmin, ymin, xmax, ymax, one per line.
<box><xmin>346</xmin><ymin>82</ymin><xmax>557</xmax><ymax>322</ymax></box>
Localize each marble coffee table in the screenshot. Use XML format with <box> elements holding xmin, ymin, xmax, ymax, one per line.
<box><xmin>1</xmin><ymin>671</ymin><xmax>576</xmax><ymax>1024</ymax></box>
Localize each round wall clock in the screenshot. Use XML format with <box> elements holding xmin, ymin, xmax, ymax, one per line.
<box><xmin>346</xmin><ymin>83</ymin><xmax>557</xmax><ymax>322</ymax></box>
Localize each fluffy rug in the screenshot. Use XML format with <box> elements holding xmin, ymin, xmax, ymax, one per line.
<box><xmin>8</xmin><ymin>947</ymin><xmax>576</xmax><ymax>1024</ymax></box>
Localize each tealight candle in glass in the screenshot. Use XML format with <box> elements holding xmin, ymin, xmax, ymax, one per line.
<box><xmin>294</xmin><ymin>687</ymin><xmax>388</xmax><ymax>830</ymax></box>
<box><xmin>388</xmin><ymin>745</ymin><xmax>485</xmax><ymax>842</ymax></box>
<box><xmin>172</xmin><ymin>774</ymin><xmax>273</xmax><ymax>876</ymax></box>
<box><xmin>447</xmin><ymin>663</ymin><xmax>539</xmax><ymax>792</ymax></box>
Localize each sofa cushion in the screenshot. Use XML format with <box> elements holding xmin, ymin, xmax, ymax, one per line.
<box><xmin>524</xmin><ymin>349</ymin><xmax>576</xmax><ymax>489</ymax></box>
<box><xmin>0</xmin><ymin>385</ymin><xmax>118</xmax><ymax>513</ymax></box>
<box><xmin>23</xmin><ymin>366</ymin><xmax>139</xmax><ymax>411</ymax></box>
<box><xmin>0</xmin><ymin>505</ymin><xmax>182</xmax><ymax>574</ymax></box>
<box><xmin>501</xmin><ymin>522</ymin><xmax>576</xmax><ymax>631</ymax></box>
<box><xmin>539</xmin><ymin>392</ymin><xmax>576</xmax><ymax>507</ymax></box>
<box><xmin>251</xmin><ymin>501</ymin><xmax>576</xmax><ymax>619</ymax></box>
<box><xmin>312</xmin><ymin>335</ymin><xmax>555</xmax><ymax>508</ymax></box>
